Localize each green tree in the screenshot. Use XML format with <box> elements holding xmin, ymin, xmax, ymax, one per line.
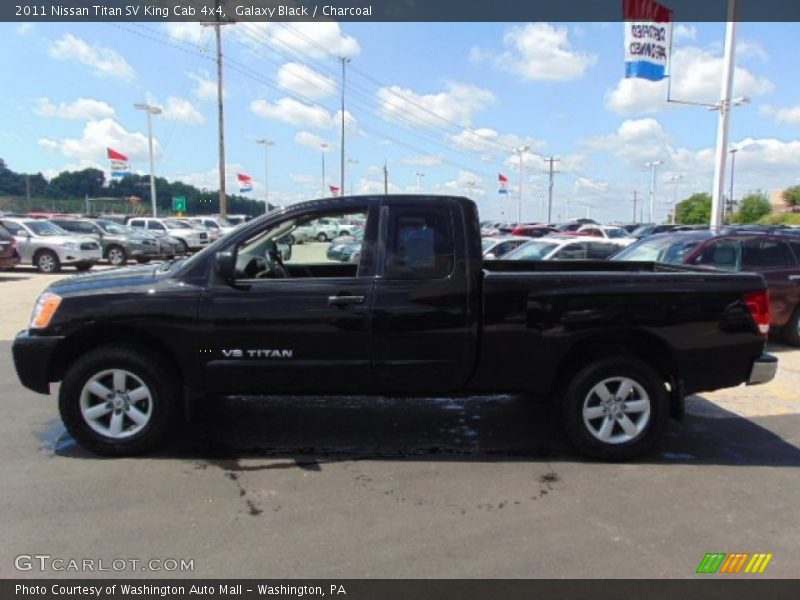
<box><xmin>675</xmin><ymin>192</ymin><xmax>711</xmax><ymax>224</ymax></box>
<box><xmin>47</xmin><ymin>168</ymin><xmax>105</xmax><ymax>198</ymax></box>
<box><xmin>783</xmin><ymin>185</ymin><xmax>800</xmax><ymax>208</ymax></box>
<box><xmin>731</xmin><ymin>192</ymin><xmax>772</xmax><ymax>224</ymax></box>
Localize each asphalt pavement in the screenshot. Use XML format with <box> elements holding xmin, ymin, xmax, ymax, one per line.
<box><xmin>1</xmin><ymin>260</ymin><xmax>799</xmax><ymax>579</ymax></box>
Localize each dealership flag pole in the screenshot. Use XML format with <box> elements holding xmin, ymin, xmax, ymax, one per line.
<box><xmin>710</xmin><ymin>0</ymin><xmax>738</xmax><ymax>230</ymax></box>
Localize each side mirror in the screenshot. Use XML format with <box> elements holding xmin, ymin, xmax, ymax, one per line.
<box><xmin>484</xmin><ymin>253</ymin><xmax>497</xmax><ymax>260</ymax></box>
<box><xmin>214</xmin><ymin>250</ymin><xmax>236</xmax><ymax>281</ymax></box>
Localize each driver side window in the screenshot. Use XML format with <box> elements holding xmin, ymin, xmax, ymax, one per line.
<box><xmin>234</xmin><ymin>207</ymin><xmax>371</xmax><ymax>280</ymax></box>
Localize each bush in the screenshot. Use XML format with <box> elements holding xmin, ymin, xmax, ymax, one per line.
<box><xmin>730</xmin><ymin>192</ymin><xmax>772</xmax><ymax>224</ymax></box>
<box><xmin>675</xmin><ymin>193</ymin><xmax>711</xmax><ymax>224</ymax></box>
<box><xmin>758</xmin><ymin>212</ymin><xmax>800</xmax><ymax>226</ymax></box>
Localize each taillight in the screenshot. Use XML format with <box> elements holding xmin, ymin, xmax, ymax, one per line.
<box><xmin>744</xmin><ymin>289</ymin><xmax>771</xmax><ymax>336</ymax></box>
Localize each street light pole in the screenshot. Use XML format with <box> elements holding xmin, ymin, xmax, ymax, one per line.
<box><xmin>668</xmin><ymin>174</ymin><xmax>683</xmax><ymax>225</ymax></box>
<box><xmin>339</xmin><ymin>56</ymin><xmax>350</xmax><ymax>197</ymax></box>
<box><xmin>729</xmin><ymin>147</ymin><xmax>739</xmax><ymax>212</ymax></box>
<box><xmin>256</xmin><ymin>139</ymin><xmax>274</xmax><ymax>214</ymax></box>
<box><xmin>133</xmin><ymin>102</ymin><xmax>162</xmax><ymax>218</ymax></box>
<box><xmin>465</xmin><ymin>181</ymin><xmax>476</xmax><ymax>199</ymax></box>
<box><xmin>415</xmin><ymin>171</ymin><xmax>424</xmax><ymax>193</ymax></box>
<box><xmin>320</xmin><ymin>143</ymin><xmax>328</xmax><ymax>197</ymax></box>
<box><xmin>645</xmin><ymin>160</ymin><xmax>663</xmax><ymax>223</ymax></box>
<box><xmin>347</xmin><ymin>158</ymin><xmax>358</xmax><ymax>195</ymax></box>
<box><xmin>516</xmin><ymin>145</ymin><xmax>530</xmax><ymax>224</ymax></box>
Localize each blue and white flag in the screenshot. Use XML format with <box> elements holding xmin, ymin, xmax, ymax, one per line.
<box><xmin>624</xmin><ymin>0</ymin><xmax>673</xmax><ymax>82</ymax></box>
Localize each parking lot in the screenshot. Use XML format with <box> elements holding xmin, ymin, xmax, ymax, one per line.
<box><xmin>1</xmin><ymin>258</ymin><xmax>799</xmax><ymax>579</ymax></box>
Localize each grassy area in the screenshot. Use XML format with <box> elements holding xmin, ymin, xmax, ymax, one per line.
<box><xmin>758</xmin><ymin>212</ymin><xmax>800</xmax><ymax>225</ymax></box>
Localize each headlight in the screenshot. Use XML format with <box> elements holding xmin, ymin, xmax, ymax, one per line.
<box><xmin>30</xmin><ymin>292</ymin><xmax>62</xmax><ymax>330</ymax></box>
<box><xmin>63</xmin><ymin>242</ymin><xmax>77</xmax><ymax>250</ymax></box>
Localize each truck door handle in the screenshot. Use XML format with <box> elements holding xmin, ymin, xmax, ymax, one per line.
<box><xmin>328</xmin><ymin>295</ymin><xmax>365</xmax><ymax>306</ymax></box>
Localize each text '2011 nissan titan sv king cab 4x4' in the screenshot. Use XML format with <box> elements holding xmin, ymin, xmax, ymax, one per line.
<box><xmin>12</xmin><ymin>195</ymin><xmax>777</xmax><ymax>460</ymax></box>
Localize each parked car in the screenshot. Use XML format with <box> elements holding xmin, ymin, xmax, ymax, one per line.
<box><xmin>186</xmin><ymin>216</ymin><xmax>236</xmax><ymax>241</ymax></box>
<box><xmin>569</xmin><ymin>225</ymin><xmax>635</xmax><ymax>245</ymax></box>
<box><xmin>49</xmin><ymin>217</ymin><xmax>160</xmax><ymax>267</ymax></box>
<box><xmin>0</xmin><ymin>218</ymin><xmax>101</xmax><ymax>273</ymax></box>
<box><xmin>127</xmin><ymin>217</ymin><xmax>208</xmax><ymax>252</ymax></box>
<box><xmin>503</xmin><ymin>236</ymin><xmax>628</xmax><ymax>261</ymax></box>
<box><xmin>630</xmin><ymin>223</ymin><xmax>678</xmax><ymax>239</ymax></box>
<box><xmin>481</xmin><ymin>236</ymin><xmax>530</xmax><ymax>259</ymax></box>
<box><xmin>224</xmin><ymin>214</ymin><xmax>251</xmax><ymax>227</ymax></box>
<box><xmin>511</xmin><ymin>225</ymin><xmax>558</xmax><ymax>238</ymax></box>
<box><xmin>613</xmin><ymin>230</ymin><xmax>800</xmax><ymax>345</ymax></box>
<box><xmin>327</xmin><ymin>229</ymin><xmax>365</xmax><ymax>262</ymax></box>
<box><xmin>13</xmin><ymin>195</ymin><xmax>775</xmax><ymax>460</ymax></box>
<box><xmin>94</xmin><ymin>220</ymin><xmax>166</xmax><ymax>263</ymax></box>
<box><xmin>291</xmin><ymin>217</ymin><xmax>349</xmax><ymax>243</ymax></box>
<box><xmin>555</xmin><ymin>218</ymin><xmax>598</xmax><ymax>233</ymax></box>
<box><xmin>0</xmin><ymin>224</ymin><xmax>21</xmax><ymax>269</ymax></box>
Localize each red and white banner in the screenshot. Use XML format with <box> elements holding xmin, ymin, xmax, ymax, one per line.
<box><xmin>623</xmin><ymin>0</ymin><xmax>673</xmax><ymax>82</ymax></box>
<box><xmin>107</xmin><ymin>147</ymin><xmax>129</xmax><ymax>179</ymax></box>
<box><xmin>238</xmin><ymin>173</ymin><xmax>253</xmax><ymax>193</ymax></box>
<box><xmin>329</xmin><ymin>185</ymin><xmax>340</xmax><ymax>196</ymax></box>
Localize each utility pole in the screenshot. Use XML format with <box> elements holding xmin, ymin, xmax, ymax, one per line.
<box><xmin>645</xmin><ymin>160</ymin><xmax>663</xmax><ymax>223</ymax></box>
<box><xmin>201</xmin><ymin>8</ymin><xmax>234</xmax><ymax>217</ymax></box>
<box><xmin>668</xmin><ymin>174</ymin><xmax>683</xmax><ymax>225</ymax></box>
<box><xmin>465</xmin><ymin>181</ymin><xmax>476</xmax><ymax>199</ymax></box>
<box><xmin>25</xmin><ymin>176</ymin><xmax>31</xmax><ymax>212</ymax></box>
<box><xmin>632</xmin><ymin>190</ymin><xmax>638</xmax><ymax>224</ymax></box>
<box><xmin>133</xmin><ymin>102</ymin><xmax>162</xmax><ymax>217</ymax></box>
<box><xmin>544</xmin><ymin>156</ymin><xmax>559</xmax><ymax>223</ymax></box>
<box><xmin>415</xmin><ymin>171</ymin><xmax>424</xmax><ymax>193</ymax></box>
<box><xmin>347</xmin><ymin>158</ymin><xmax>358</xmax><ymax>195</ymax></box>
<box><xmin>383</xmin><ymin>160</ymin><xmax>388</xmax><ymax>194</ymax></box>
<box><xmin>339</xmin><ymin>56</ymin><xmax>350</xmax><ymax>197</ymax></box>
<box><xmin>516</xmin><ymin>145</ymin><xmax>530</xmax><ymax>224</ymax></box>
<box><xmin>256</xmin><ymin>139</ymin><xmax>274</xmax><ymax>214</ymax></box>
<box><xmin>320</xmin><ymin>142</ymin><xmax>328</xmax><ymax>197</ymax></box>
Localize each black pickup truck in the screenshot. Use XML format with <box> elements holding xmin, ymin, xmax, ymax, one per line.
<box><xmin>13</xmin><ymin>195</ymin><xmax>777</xmax><ymax>460</ymax></box>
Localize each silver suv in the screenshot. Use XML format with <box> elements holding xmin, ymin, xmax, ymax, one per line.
<box><xmin>0</xmin><ymin>218</ymin><xmax>102</xmax><ymax>273</ymax></box>
<box><xmin>50</xmin><ymin>218</ymin><xmax>160</xmax><ymax>267</ymax></box>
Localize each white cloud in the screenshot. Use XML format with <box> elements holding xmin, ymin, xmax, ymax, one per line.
<box><xmin>471</xmin><ymin>23</ymin><xmax>597</xmax><ymax>81</ymax></box>
<box><xmin>163</xmin><ymin>22</ymin><xmax>211</xmax><ymax>45</ymax></box>
<box><xmin>376</xmin><ymin>82</ymin><xmax>495</xmax><ymax>129</ymax></box>
<box><xmin>251</xmin><ymin>97</ymin><xmax>334</xmax><ymax>128</ymax></box>
<box><xmin>38</xmin><ymin>118</ymin><xmax>157</xmax><ymax>163</ymax></box>
<box><xmin>672</xmin><ymin>25</ymin><xmax>697</xmax><ymax>42</ymax></box>
<box><xmin>34</xmin><ymin>97</ymin><xmax>115</xmax><ymax>120</ymax></box>
<box><xmin>760</xmin><ymin>104</ymin><xmax>800</xmax><ymax>126</ymax></box>
<box><xmin>449</xmin><ymin>127</ymin><xmax>546</xmax><ymax>158</ymax></box>
<box><xmin>188</xmin><ymin>70</ymin><xmax>222</xmax><ymax>102</ymax></box>
<box><xmin>277</xmin><ymin>62</ymin><xmax>337</xmax><ymax>100</ymax></box>
<box><xmin>402</xmin><ymin>154</ymin><xmax>444</xmax><ymax>166</ymax></box>
<box><xmin>574</xmin><ymin>177</ymin><xmax>610</xmax><ymax>193</ymax></box>
<box><xmin>17</xmin><ymin>23</ymin><xmax>34</xmax><ymax>35</ymax></box>
<box><xmin>582</xmin><ymin>118</ymin><xmax>671</xmax><ymax>164</ymax></box>
<box><xmin>161</xmin><ymin>97</ymin><xmax>205</xmax><ymax>124</ymax></box>
<box><xmin>49</xmin><ymin>34</ymin><xmax>135</xmax><ymax>82</ymax></box>
<box><xmin>737</xmin><ymin>40</ymin><xmax>769</xmax><ymax>62</ymax></box>
<box><xmin>294</xmin><ymin>131</ymin><xmax>332</xmax><ymax>150</ymax></box>
<box><xmin>606</xmin><ymin>46</ymin><xmax>774</xmax><ymax>114</ymax></box>
<box><xmin>438</xmin><ymin>170</ymin><xmax>486</xmax><ymax>197</ymax></box>
<box><xmin>357</xmin><ymin>178</ymin><xmax>402</xmax><ymax>195</ymax></box>
<box><xmin>237</xmin><ymin>22</ymin><xmax>361</xmax><ymax>58</ymax></box>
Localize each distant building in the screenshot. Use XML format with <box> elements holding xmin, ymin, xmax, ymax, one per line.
<box><xmin>769</xmin><ymin>189</ymin><xmax>799</xmax><ymax>213</ymax></box>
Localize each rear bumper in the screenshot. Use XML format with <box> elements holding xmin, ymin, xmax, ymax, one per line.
<box><xmin>12</xmin><ymin>330</ymin><xmax>63</xmax><ymax>394</ymax></box>
<box><xmin>747</xmin><ymin>353</ymin><xmax>778</xmax><ymax>386</ymax></box>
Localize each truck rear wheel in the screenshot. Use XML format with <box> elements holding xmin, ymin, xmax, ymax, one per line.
<box><xmin>561</xmin><ymin>356</ymin><xmax>668</xmax><ymax>461</ymax></box>
<box><xmin>782</xmin><ymin>307</ymin><xmax>800</xmax><ymax>347</ymax></box>
<box><xmin>58</xmin><ymin>345</ymin><xmax>179</xmax><ymax>456</ymax></box>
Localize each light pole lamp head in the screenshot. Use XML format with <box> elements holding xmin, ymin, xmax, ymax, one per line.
<box><xmin>256</xmin><ymin>139</ymin><xmax>274</xmax><ymax>147</ymax></box>
<box><xmin>134</xmin><ymin>103</ymin><xmax>162</xmax><ymax>115</ymax></box>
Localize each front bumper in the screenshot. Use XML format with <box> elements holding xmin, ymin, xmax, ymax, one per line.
<box><xmin>12</xmin><ymin>330</ymin><xmax>64</xmax><ymax>394</ymax></box>
<box><xmin>747</xmin><ymin>353</ymin><xmax>778</xmax><ymax>386</ymax></box>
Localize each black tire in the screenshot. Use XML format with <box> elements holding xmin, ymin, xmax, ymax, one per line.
<box><xmin>135</xmin><ymin>257</ymin><xmax>151</xmax><ymax>264</ymax></box>
<box><xmin>317</xmin><ymin>232</ymin><xmax>328</xmax><ymax>242</ymax></box>
<box><xmin>34</xmin><ymin>249</ymin><xmax>61</xmax><ymax>273</ymax></box>
<box><xmin>783</xmin><ymin>307</ymin><xmax>800</xmax><ymax>347</ymax></box>
<box><xmin>339</xmin><ymin>230</ymin><xmax>350</xmax><ymax>237</ymax></box>
<box><xmin>74</xmin><ymin>262</ymin><xmax>93</xmax><ymax>272</ymax></box>
<box><xmin>106</xmin><ymin>245</ymin><xmax>127</xmax><ymax>267</ymax></box>
<box><xmin>58</xmin><ymin>345</ymin><xmax>180</xmax><ymax>456</ymax></box>
<box><xmin>561</xmin><ymin>356</ymin><xmax>668</xmax><ymax>461</ymax></box>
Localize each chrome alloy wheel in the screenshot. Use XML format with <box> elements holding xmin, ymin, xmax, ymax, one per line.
<box><xmin>582</xmin><ymin>377</ymin><xmax>651</xmax><ymax>444</ymax></box>
<box><xmin>79</xmin><ymin>369</ymin><xmax>153</xmax><ymax>439</ymax></box>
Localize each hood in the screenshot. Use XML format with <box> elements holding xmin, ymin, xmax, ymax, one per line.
<box><xmin>47</xmin><ymin>263</ymin><xmax>161</xmax><ymax>296</ymax></box>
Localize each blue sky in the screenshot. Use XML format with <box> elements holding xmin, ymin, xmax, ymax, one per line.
<box><xmin>1</xmin><ymin>20</ymin><xmax>798</xmax><ymax>222</ymax></box>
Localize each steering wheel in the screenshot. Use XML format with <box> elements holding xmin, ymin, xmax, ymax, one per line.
<box><xmin>258</xmin><ymin>241</ymin><xmax>290</xmax><ymax>279</ymax></box>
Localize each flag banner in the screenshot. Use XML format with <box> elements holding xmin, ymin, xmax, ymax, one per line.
<box><xmin>107</xmin><ymin>148</ymin><xmax>129</xmax><ymax>180</ymax></box>
<box><xmin>238</xmin><ymin>173</ymin><xmax>253</xmax><ymax>193</ymax></box>
<box><xmin>624</xmin><ymin>0</ymin><xmax>673</xmax><ymax>82</ymax></box>
<box><xmin>329</xmin><ymin>185</ymin><xmax>340</xmax><ymax>196</ymax></box>
<box><xmin>107</xmin><ymin>147</ymin><xmax>128</xmax><ymax>161</ymax></box>
<box><xmin>498</xmin><ymin>173</ymin><xmax>508</xmax><ymax>195</ymax></box>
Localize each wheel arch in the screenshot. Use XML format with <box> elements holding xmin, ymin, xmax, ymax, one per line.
<box><xmin>553</xmin><ymin>329</ymin><xmax>684</xmax><ymax>420</ymax></box>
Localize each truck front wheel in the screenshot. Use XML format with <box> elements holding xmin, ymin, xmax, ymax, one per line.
<box><xmin>58</xmin><ymin>345</ymin><xmax>179</xmax><ymax>456</ymax></box>
<box><xmin>561</xmin><ymin>356</ymin><xmax>668</xmax><ymax>461</ymax></box>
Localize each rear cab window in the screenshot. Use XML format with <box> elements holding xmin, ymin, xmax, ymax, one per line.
<box><xmin>385</xmin><ymin>206</ymin><xmax>454</xmax><ymax>280</ymax></box>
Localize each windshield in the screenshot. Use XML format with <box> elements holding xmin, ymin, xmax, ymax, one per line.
<box><xmin>630</xmin><ymin>225</ymin><xmax>654</xmax><ymax>237</ymax></box>
<box><xmin>605</xmin><ymin>228</ymin><xmax>630</xmax><ymax>238</ymax></box>
<box><xmin>504</xmin><ymin>241</ymin><xmax>560</xmax><ymax>261</ymax></box>
<box><xmin>26</xmin><ymin>221</ymin><xmax>68</xmax><ymax>236</ymax></box>
<box><xmin>481</xmin><ymin>239</ymin><xmax>495</xmax><ymax>251</ymax></box>
<box><xmin>97</xmin><ymin>220</ymin><xmax>129</xmax><ymax>235</ymax></box>
<box><xmin>613</xmin><ymin>235</ymin><xmax>707</xmax><ymax>264</ymax></box>
<box><xmin>164</xmin><ymin>220</ymin><xmax>192</xmax><ymax>230</ymax></box>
